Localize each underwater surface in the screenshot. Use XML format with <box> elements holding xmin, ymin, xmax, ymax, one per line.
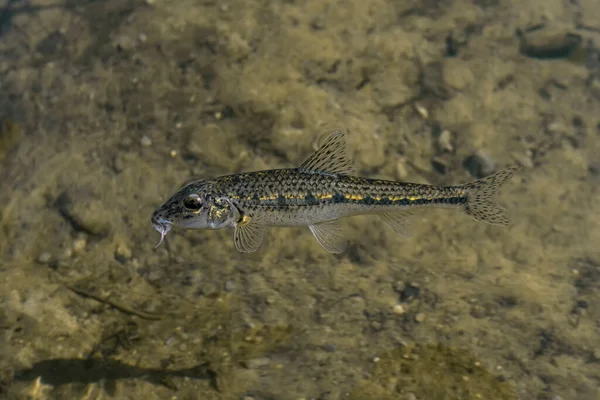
<box><xmin>0</xmin><ymin>0</ymin><xmax>599</xmax><ymax>399</ymax></box>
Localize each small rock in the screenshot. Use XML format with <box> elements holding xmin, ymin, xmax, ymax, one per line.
<box><xmin>62</xmin><ymin>247</ymin><xmax>73</xmax><ymax>259</ymax></box>
<box><xmin>224</xmin><ymin>280</ymin><xmax>237</xmax><ymax>292</ymax></box>
<box><xmin>436</xmin><ymin>129</ymin><xmax>454</xmax><ymax>153</ymax></box>
<box><xmin>431</xmin><ymin>157</ymin><xmax>448</xmax><ymax>174</ymax></box>
<box><xmin>243</xmin><ymin>357</ymin><xmax>271</xmax><ymax>369</ymax></box>
<box><xmin>37</xmin><ymin>252</ymin><xmax>52</xmax><ymax>264</ymax></box>
<box><xmin>393</xmin><ymin>280</ymin><xmax>406</xmax><ymax>293</ymax></box>
<box><xmin>322</xmin><ymin>343</ymin><xmax>336</xmax><ymax>353</ymax></box>
<box><xmin>518</xmin><ymin>29</ymin><xmax>582</xmax><ymax>60</ymax></box>
<box><xmin>470</xmin><ymin>304</ymin><xmax>487</xmax><ymax>319</ymax></box>
<box><xmin>415</xmin><ymin>313</ymin><xmax>426</xmax><ymax>323</ymax></box>
<box><xmin>442</xmin><ymin>58</ymin><xmax>474</xmax><ymax>90</ymax></box>
<box><xmin>370</xmin><ymin>321</ymin><xmax>383</xmax><ymax>331</ymax></box>
<box><xmin>395</xmin><ymin>160</ymin><xmax>409</xmax><ymax>180</ymax></box>
<box><xmin>72</xmin><ymin>236</ymin><xmax>87</xmax><ymax>253</ymax></box>
<box><xmin>588</xmin><ymin>161</ymin><xmax>600</xmax><ymax>176</ymax></box>
<box><xmin>393</xmin><ymin>304</ymin><xmax>407</xmax><ymax>315</ymax></box>
<box><xmin>463</xmin><ymin>150</ymin><xmax>496</xmax><ymax>178</ymax></box>
<box><xmin>56</xmin><ymin>190</ymin><xmax>112</xmax><ymax>236</ymax></box>
<box><xmin>114</xmin><ymin>35</ymin><xmax>135</xmax><ymax>51</ymax></box>
<box><xmin>514</xmin><ymin>154</ymin><xmax>533</xmax><ymax>169</ymax></box>
<box><xmin>399</xmin><ymin>284</ymin><xmax>420</xmax><ymax>302</ymax></box>
<box><xmin>414</xmin><ymin>103</ymin><xmax>429</xmax><ymax>119</ymax></box>
<box><xmin>115</xmin><ymin>243</ymin><xmax>132</xmax><ymax>261</ymax></box>
<box><xmin>140</xmin><ymin>136</ymin><xmax>152</xmax><ymax>147</ymax></box>
<box><xmin>112</xmin><ymin>155</ymin><xmax>125</xmax><ymax>173</ymax></box>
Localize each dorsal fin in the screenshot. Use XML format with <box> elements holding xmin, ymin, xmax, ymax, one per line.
<box><xmin>298</xmin><ymin>130</ymin><xmax>354</xmax><ymax>175</ymax></box>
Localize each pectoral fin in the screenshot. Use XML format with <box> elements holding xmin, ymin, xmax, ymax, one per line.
<box><xmin>309</xmin><ymin>220</ymin><xmax>348</xmax><ymax>254</ymax></box>
<box><xmin>234</xmin><ymin>213</ymin><xmax>267</xmax><ymax>253</ymax></box>
<box><xmin>379</xmin><ymin>211</ymin><xmax>413</xmax><ymax>237</ymax></box>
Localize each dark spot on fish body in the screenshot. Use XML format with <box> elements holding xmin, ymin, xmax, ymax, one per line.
<box><xmin>363</xmin><ymin>196</ymin><xmax>374</xmax><ymax>205</ymax></box>
<box><xmin>332</xmin><ymin>192</ymin><xmax>345</xmax><ymax>204</ymax></box>
<box><xmin>305</xmin><ymin>192</ymin><xmax>318</xmax><ymax>206</ymax></box>
<box><xmin>277</xmin><ymin>194</ymin><xmax>287</xmax><ymax>206</ymax></box>
<box><xmin>396</xmin><ymin>198</ymin><xmax>412</xmax><ymax>206</ymax></box>
<box><xmin>252</xmin><ymin>193</ymin><xmax>260</xmax><ymax>201</ymax></box>
<box><xmin>378</xmin><ymin>197</ymin><xmax>392</xmax><ymax>205</ymax></box>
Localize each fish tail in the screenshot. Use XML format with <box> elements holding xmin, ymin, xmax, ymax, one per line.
<box><xmin>460</xmin><ymin>165</ymin><xmax>522</xmax><ymax>226</ymax></box>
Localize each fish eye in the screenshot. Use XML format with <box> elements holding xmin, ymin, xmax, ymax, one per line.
<box><xmin>183</xmin><ymin>194</ymin><xmax>202</xmax><ymax>211</ymax></box>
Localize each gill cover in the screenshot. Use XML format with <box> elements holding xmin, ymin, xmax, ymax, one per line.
<box><xmin>208</xmin><ymin>197</ymin><xmax>239</xmax><ymax>229</ymax></box>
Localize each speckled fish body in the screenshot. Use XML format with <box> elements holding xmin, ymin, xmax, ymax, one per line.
<box><xmin>175</xmin><ymin>169</ymin><xmax>471</xmax><ymax>227</ymax></box>
<box><xmin>151</xmin><ymin>130</ymin><xmax>521</xmax><ymax>254</ymax></box>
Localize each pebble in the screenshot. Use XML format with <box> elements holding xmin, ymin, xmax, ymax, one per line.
<box><xmin>140</xmin><ymin>136</ymin><xmax>152</xmax><ymax>147</ymax></box>
<box><xmin>431</xmin><ymin>157</ymin><xmax>448</xmax><ymax>174</ymax></box>
<box><xmin>463</xmin><ymin>149</ymin><xmax>496</xmax><ymax>178</ymax></box>
<box><xmin>414</xmin><ymin>103</ymin><xmax>429</xmax><ymax>119</ymax></box>
<box><xmin>370</xmin><ymin>321</ymin><xmax>383</xmax><ymax>331</ymax></box>
<box><xmin>518</xmin><ymin>28</ymin><xmax>582</xmax><ymax>60</ymax></box>
<box><xmin>72</xmin><ymin>236</ymin><xmax>87</xmax><ymax>254</ymax></box>
<box><xmin>436</xmin><ymin>129</ymin><xmax>454</xmax><ymax>153</ymax></box>
<box><xmin>415</xmin><ymin>313</ymin><xmax>426</xmax><ymax>323</ymax></box>
<box><xmin>224</xmin><ymin>280</ymin><xmax>237</xmax><ymax>292</ymax></box>
<box><xmin>114</xmin><ymin>35</ymin><xmax>135</xmax><ymax>50</ymax></box>
<box><xmin>393</xmin><ymin>304</ymin><xmax>407</xmax><ymax>315</ymax></box>
<box><xmin>470</xmin><ymin>304</ymin><xmax>487</xmax><ymax>319</ymax></box>
<box><xmin>37</xmin><ymin>252</ymin><xmax>52</xmax><ymax>264</ymax></box>
<box><xmin>399</xmin><ymin>284</ymin><xmax>420</xmax><ymax>302</ymax></box>
<box><xmin>243</xmin><ymin>357</ymin><xmax>271</xmax><ymax>369</ymax></box>
<box><xmin>115</xmin><ymin>242</ymin><xmax>132</xmax><ymax>261</ymax></box>
<box><xmin>393</xmin><ymin>280</ymin><xmax>406</xmax><ymax>293</ymax></box>
<box><xmin>322</xmin><ymin>343</ymin><xmax>336</xmax><ymax>353</ymax></box>
<box><xmin>56</xmin><ymin>191</ymin><xmax>111</xmax><ymax>236</ymax></box>
<box><xmin>112</xmin><ymin>155</ymin><xmax>125</xmax><ymax>173</ymax></box>
<box><xmin>395</xmin><ymin>160</ymin><xmax>409</xmax><ymax>180</ymax></box>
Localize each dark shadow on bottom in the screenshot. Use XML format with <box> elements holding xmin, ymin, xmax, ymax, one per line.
<box><xmin>14</xmin><ymin>357</ymin><xmax>217</xmax><ymax>395</ymax></box>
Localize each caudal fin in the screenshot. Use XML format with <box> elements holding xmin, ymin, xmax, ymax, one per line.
<box><xmin>461</xmin><ymin>165</ymin><xmax>522</xmax><ymax>226</ymax></box>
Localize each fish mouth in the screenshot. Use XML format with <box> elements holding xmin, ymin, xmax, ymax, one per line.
<box><xmin>152</xmin><ymin>217</ymin><xmax>172</xmax><ymax>249</ymax></box>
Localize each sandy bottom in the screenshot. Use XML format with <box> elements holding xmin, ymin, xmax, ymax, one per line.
<box><xmin>1</xmin><ymin>0</ymin><xmax>599</xmax><ymax>399</ymax></box>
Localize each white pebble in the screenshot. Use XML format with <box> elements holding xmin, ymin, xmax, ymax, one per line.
<box><xmin>140</xmin><ymin>136</ymin><xmax>152</xmax><ymax>147</ymax></box>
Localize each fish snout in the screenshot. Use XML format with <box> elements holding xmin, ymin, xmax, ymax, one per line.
<box><xmin>151</xmin><ymin>208</ymin><xmax>172</xmax><ymax>248</ymax></box>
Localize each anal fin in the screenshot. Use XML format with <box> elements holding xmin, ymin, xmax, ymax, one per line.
<box><xmin>309</xmin><ymin>220</ymin><xmax>348</xmax><ymax>254</ymax></box>
<box><xmin>234</xmin><ymin>213</ymin><xmax>267</xmax><ymax>253</ymax></box>
<box><xmin>379</xmin><ymin>211</ymin><xmax>413</xmax><ymax>237</ymax></box>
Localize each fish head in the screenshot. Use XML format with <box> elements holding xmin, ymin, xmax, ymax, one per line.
<box><xmin>151</xmin><ymin>184</ymin><xmax>239</xmax><ymax>248</ymax></box>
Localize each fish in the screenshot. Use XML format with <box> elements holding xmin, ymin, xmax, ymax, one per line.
<box><xmin>151</xmin><ymin>130</ymin><xmax>522</xmax><ymax>254</ymax></box>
